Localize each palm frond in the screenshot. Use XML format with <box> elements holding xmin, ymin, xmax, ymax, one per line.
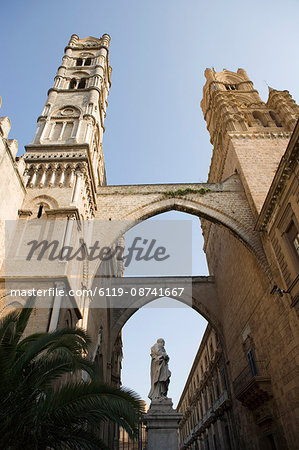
<box><xmin>13</xmin><ymin>327</ymin><xmax>91</xmax><ymax>373</ymax></box>
<box><xmin>0</xmin><ymin>302</ymin><xmax>143</xmax><ymax>448</ymax></box>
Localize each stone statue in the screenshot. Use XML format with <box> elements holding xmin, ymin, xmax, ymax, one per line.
<box><xmin>148</xmin><ymin>338</ymin><xmax>171</xmax><ymax>401</ymax></box>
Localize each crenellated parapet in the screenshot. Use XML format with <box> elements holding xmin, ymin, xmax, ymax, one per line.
<box><xmin>200</xmin><ymin>68</ymin><xmax>299</xmax><ymax>217</ymax></box>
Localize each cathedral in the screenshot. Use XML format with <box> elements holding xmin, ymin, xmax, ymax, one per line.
<box><xmin>0</xmin><ymin>34</ymin><xmax>298</xmax><ymax>449</ymax></box>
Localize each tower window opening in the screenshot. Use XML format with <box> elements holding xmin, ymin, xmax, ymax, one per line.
<box><xmin>269</xmin><ymin>110</ymin><xmax>282</xmax><ymax>127</ymax></box>
<box><xmin>85</xmin><ymin>58</ymin><xmax>92</xmax><ymax>66</ymax></box>
<box><xmin>63</xmin><ymin>121</ymin><xmax>74</xmax><ymax>140</ymax></box>
<box><xmin>78</xmin><ymin>78</ymin><xmax>87</xmax><ymax>89</ymax></box>
<box><xmin>52</xmin><ymin>122</ymin><xmax>63</xmax><ymax>140</ymax></box>
<box><xmin>253</xmin><ymin>111</ymin><xmax>268</xmax><ymax>127</ymax></box>
<box><xmin>37</xmin><ymin>205</ymin><xmax>43</xmax><ymax>218</ymax></box>
<box><xmin>225</xmin><ymin>84</ymin><xmax>237</xmax><ymax>91</ymax></box>
<box><xmin>76</xmin><ymin>58</ymin><xmax>83</xmax><ymax>66</ymax></box>
<box><xmin>69</xmin><ymin>78</ymin><xmax>77</xmax><ymax>89</ymax></box>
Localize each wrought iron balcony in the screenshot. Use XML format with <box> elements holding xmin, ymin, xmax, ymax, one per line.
<box><xmin>233</xmin><ymin>360</ymin><xmax>272</xmax><ymax>410</ymax></box>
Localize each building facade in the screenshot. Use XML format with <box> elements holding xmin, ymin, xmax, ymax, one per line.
<box><xmin>256</xmin><ymin>120</ymin><xmax>299</xmax><ymax>313</ymax></box>
<box><xmin>0</xmin><ymin>36</ymin><xmax>298</xmax><ymax>449</ymax></box>
<box><xmin>178</xmin><ymin>325</ymin><xmax>234</xmax><ymax>450</ymax></box>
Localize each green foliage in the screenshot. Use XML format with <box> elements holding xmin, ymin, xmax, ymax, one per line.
<box><xmin>0</xmin><ymin>297</ymin><xmax>144</xmax><ymax>449</ymax></box>
<box><xmin>163</xmin><ymin>187</ymin><xmax>210</xmax><ymax>197</ymax></box>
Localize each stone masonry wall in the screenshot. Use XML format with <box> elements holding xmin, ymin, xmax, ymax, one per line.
<box><xmin>222</xmin><ymin>136</ymin><xmax>290</xmax><ymax>218</ymax></box>
<box><xmin>204</xmin><ymin>222</ymin><xmax>299</xmax><ymax>449</ymax></box>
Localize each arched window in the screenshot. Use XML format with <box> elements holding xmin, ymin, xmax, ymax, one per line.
<box><xmin>85</xmin><ymin>58</ymin><xmax>92</xmax><ymax>66</ymax></box>
<box><xmin>37</xmin><ymin>205</ymin><xmax>43</xmax><ymax>218</ymax></box>
<box><xmin>76</xmin><ymin>58</ymin><xmax>83</xmax><ymax>66</ymax></box>
<box><xmin>52</xmin><ymin>122</ymin><xmax>63</xmax><ymax>140</ymax></box>
<box><xmin>78</xmin><ymin>78</ymin><xmax>86</xmax><ymax>89</ymax></box>
<box><xmin>253</xmin><ymin>111</ymin><xmax>268</xmax><ymax>127</ymax></box>
<box><xmin>69</xmin><ymin>78</ymin><xmax>77</xmax><ymax>89</ymax></box>
<box><xmin>269</xmin><ymin>110</ymin><xmax>282</xmax><ymax>127</ymax></box>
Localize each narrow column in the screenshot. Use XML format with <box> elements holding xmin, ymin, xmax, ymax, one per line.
<box><xmin>72</xmin><ymin>171</ymin><xmax>83</xmax><ymax>204</ymax></box>
<box><xmin>58</xmin><ymin>168</ymin><xmax>65</xmax><ymax>187</ymax></box>
<box><xmin>48</xmin><ymin>281</ymin><xmax>65</xmax><ymax>332</ymax></box>
<box><xmin>39</xmin><ymin>166</ymin><xmax>47</xmax><ymax>187</ymax></box>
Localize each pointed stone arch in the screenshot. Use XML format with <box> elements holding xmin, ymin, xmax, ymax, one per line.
<box><xmin>108</xmin><ymin>276</ymin><xmax>222</xmax><ymax>361</ymax></box>
<box><xmin>91</xmin><ymin>174</ymin><xmax>272</xmax><ymax>366</ymax></box>
<box><xmin>30</xmin><ymin>194</ymin><xmax>59</xmax><ymax>211</ymax></box>
<box><xmin>95</xmin><ymin>174</ymin><xmax>270</xmax><ymax>278</ymax></box>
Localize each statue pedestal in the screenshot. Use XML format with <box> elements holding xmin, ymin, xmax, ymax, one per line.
<box><xmin>144</xmin><ymin>398</ymin><xmax>183</xmax><ymax>450</ymax></box>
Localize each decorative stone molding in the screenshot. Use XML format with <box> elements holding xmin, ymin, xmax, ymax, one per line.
<box><xmin>24</xmin><ymin>151</ymin><xmax>88</xmax><ymax>161</ymax></box>
<box><xmin>18</xmin><ymin>209</ymin><xmax>32</xmax><ymax>217</ymax></box>
<box><xmin>45</xmin><ymin>206</ymin><xmax>80</xmax><ymax>221</ymax></box>
<box><xmin>229</xmin><ymin>131</ymin><xmax>292</xmax><ymax>140</ymax></box>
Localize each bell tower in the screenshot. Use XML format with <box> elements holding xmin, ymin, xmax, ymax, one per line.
<box><xmin>201</xmin><ymin>68</ymin><xmax>298</xmax><ymax>216</ymax></box>
<box><xmin>22</xmin><ymin>33</ymin><xmax>111</xmax><ymax>219</ymax></box>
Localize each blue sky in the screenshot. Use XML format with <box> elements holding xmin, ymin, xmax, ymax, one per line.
<box><xmin>1</xmin><ymin>0</ymin><xmax>298</xmax><ymax>406</ymax></box>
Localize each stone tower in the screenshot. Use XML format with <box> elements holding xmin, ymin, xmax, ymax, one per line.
<box><xmin>10</xmin><ymin>34</ymin><xmax>114</xmax><ymax>340</ymax></box>
<box><xmin>201</xmin><ymin>68</ymin><xmax>298</xmax><ymax>216</ymax></box>
<box><xmin>200</xmin><ymin>70</ymin><xmax>299</xmax><ymax>449</ymax></box>
<box><xmin>22</xmin><ymin>34</ymin><xmax>111</xmax><ymax>220</ymax></box>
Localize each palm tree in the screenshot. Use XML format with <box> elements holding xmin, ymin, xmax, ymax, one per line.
<box><xmin>0</xmin><ymin>297</ymin><xmax>144</xmax><ymax>449</ymax></box>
